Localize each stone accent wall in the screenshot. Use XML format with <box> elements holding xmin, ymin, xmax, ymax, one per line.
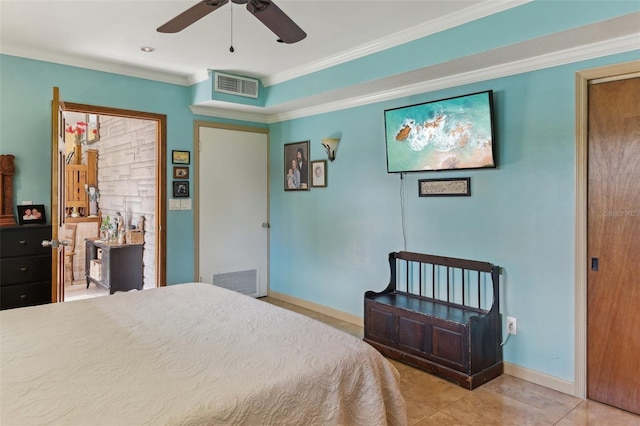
<box><xmin>89</xmin><ymin>116</ymin><xmax>157</xmax><ymax>287</ymax></box>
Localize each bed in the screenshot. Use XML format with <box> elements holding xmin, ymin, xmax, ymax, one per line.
<box><xmin>0</xmin><ymin>282</ymin><xmax>406</xmax><ymax>425</ymax></box>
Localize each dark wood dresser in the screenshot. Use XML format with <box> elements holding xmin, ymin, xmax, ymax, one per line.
<box><xmin>0</xmin><ymin>225</ymin><xmax>52</xmax><ymax>310</ymax></box>
<box><xmin>85</xmin><ymin>238</ymin><xmax>143</xmax><ymax>294</ymax></box>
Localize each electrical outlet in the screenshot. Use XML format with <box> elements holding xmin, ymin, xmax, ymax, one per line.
<box><xmin>506</xmin><ymin>316</ymin><xmax>517</xmax><ymax>335</ymax></box>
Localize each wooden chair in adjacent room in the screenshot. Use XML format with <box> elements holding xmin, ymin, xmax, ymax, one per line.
<box><xmin>64</xmin><ymin>224</ymin><xmax>77</xmax><ymax>283</ymax></box>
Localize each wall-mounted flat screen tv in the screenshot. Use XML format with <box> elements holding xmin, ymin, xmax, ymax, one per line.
<box><xmin>384</xmin><ymin>90</ymin><xmax>496</xmax><ymax>173</ymax></box>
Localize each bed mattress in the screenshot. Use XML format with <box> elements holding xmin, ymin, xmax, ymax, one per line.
<box><xmin>1</xmin><ymin>282</ymin><xmax>406</xmax><ymax>425</ymax></box>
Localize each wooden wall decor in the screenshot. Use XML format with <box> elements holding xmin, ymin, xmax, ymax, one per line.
<box><xmin>65</xmin><ymin>149</ymin><xmax>98</xmax><ymax>219</ymax></box>
<box><xmin>0</xmin><ymin>154</ymin><xmax>17</xmax><ymax>227</ymax></box>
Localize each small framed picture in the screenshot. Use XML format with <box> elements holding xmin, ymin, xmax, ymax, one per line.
<box><xmin>173</xmin><ymin>166</ymin><xmax>189</xmax><ymax>179</ymax></box>
<box><xmin>284</xmin><ymin>141</ymin><xmax>310</xmax><ymax>191</ymax></box>
<box><xmin>310</xmin><ymin>160</ymin><xmax>327</xmax><ymax>188</ymax></box>
<box><xmin>173</xmin><ymin>181</ymin><xmax>189</xmax><ymax>198</ymax></box>
<box><xmin>17</xmin><ymin>204</ymin><xmax>46</xmax><ymax>225</ymax></box>
<box><xmin>172</xmin><ymin>150</ymin><xmax>190</xmax><ymax>165</ymax></box>
<box><xmin>418</xmin><ymin>177</ymin><xmax>471</xmax><ymax>197</ymax></box>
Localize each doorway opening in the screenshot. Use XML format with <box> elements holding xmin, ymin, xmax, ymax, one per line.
<box><xmin>56</xmin><ymin>102</ymin><xmax>167</xmax><ymax>301</ymax></box>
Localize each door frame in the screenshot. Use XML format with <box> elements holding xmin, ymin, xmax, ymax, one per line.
<box><xmin>51</xmin><ymin>87</ymin><xmax>65</xmax><ymax>302</ymax></box>
<box><xmin>192</xmin><ymin>120</ymin><xmax>270</xmax><ymax>286</ymax></box>
<box><xmin>574</xmin><ymin>59</ymin><xmax>640</xmax><ymax>399</ymax></box>
<box><xmin>52</xmin><ymin>101</ymin><xmax>168</xmax><ymax>297</ymax></box>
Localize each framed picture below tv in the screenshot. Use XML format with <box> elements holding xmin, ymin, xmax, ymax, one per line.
<box><xmin>384</xmin><ymin>90</ymin><xmax>496</xmax><ymax>173</ymax></box>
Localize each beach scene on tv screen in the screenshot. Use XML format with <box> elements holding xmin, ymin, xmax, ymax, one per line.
<box><xmin>385</xmin><ymin>92</ymin><xmax>495</xmax><ymax>172</ymax></box>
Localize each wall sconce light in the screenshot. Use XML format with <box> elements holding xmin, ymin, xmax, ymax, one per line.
<box><xmin>321</xmin><ymin>138</ymin><xmax>340</xmax><ymax>162</ymax></box>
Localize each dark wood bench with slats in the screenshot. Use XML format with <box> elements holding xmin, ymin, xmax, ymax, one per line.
<box><xmin>364</xmin><ymin>251</ymin><xmax>503</xmax><ymax>389</ymax></box>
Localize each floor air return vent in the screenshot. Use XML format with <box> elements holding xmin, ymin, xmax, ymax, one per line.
<box><xmin>213</xmin><ymin>269</ymin><xmax>258</xmax><ymax>296</ymax></box>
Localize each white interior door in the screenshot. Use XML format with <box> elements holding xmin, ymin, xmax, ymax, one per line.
<box><xmin>197</xmin><ymin>125</ymin><xmax>268</xmax><ymax>297</ymax></box>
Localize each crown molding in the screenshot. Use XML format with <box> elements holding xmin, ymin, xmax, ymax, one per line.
<box><xmin>1</xmin><ymin>1</ymin><xmax>532</xmax><ymax>89</ymax></box>
<box><xmin>190</xmin><ymin>105</ymin><xmax>271</xmax><ymax>124</ymax></box>
<box><xmin>261</xmin><ymin>0</ymin><xmax>533</xmax><ymax>87</ymax></box>
<box><xmin>0</xmin><ymin>46</ymin><xmax>192</xmax><ymax>86</ymax></box>
<box><xmin>188</xmin><ymin>69</ymin><xmax>211</xmax><ymax>86</ymax></box>
<box><xmin>191</xmin><ymin>34</ymin><xmax>639</xmax><ymax>124</ymax></box>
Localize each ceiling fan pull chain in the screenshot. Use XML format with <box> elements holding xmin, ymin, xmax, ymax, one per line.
<box><xmin>229</xmin><ymin>2</ymin><xmax>235</xmax><ymax>53</ymax></box>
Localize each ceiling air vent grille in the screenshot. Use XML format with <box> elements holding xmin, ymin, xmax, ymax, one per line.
<box><xmin>214</xmin><ymin>73</ymin><xmax>259</xmax><ymax>99</ymax></box>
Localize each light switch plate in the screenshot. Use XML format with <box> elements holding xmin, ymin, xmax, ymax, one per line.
<box><xmin>180</xmin><ymin>199</ymin><xmax>192</xmax><ymax>210</ymax></box>
<box><xmin>169</xmin><ymin>199</ymin><xmax>181</xmax><ymax>210</ymax></box>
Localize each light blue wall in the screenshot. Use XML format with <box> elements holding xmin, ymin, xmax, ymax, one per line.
<box><xmin>0</xmin><ymin>55</ymin><xmax>196</xmax><ymax>284</ymax></box>
<box><xmin>1</xmin><ymin>0</ymin><xmax>639</xmax><ymax>388</ymax></box>
<box><xmin>268</xmin><ymin>51</ymin><xmax>639</xmax><ymax>382</ymax></box>
<box><xmin>266</xmin><ymin>0</ymin><xmax>640</xmax><ymax>105</ymax></box>
<box><xmin>0</xmin><ymin>55</ymin><xmax>269</xmax><ymax>284</ymax></box>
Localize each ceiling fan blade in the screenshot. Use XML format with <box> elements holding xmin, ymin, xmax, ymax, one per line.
<box><xmin>157</xmin><ymin>0</ymin><xmax>229</xmax><ymax>33</ymax></box>
<box><xmin>246</xmin><ymin>0</ymin><xmax>306</xmax><ymax>44</ymax></box>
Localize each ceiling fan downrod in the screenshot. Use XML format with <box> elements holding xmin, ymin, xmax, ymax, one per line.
<box><xmin>229</xmin><ymin>2</ymin><xmax>235</xmax><ymax>52</ymax></box>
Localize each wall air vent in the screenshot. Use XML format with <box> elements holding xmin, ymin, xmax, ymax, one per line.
<box><xmin>213</xmin><ymin>268</ymin><xmax>258</xmax><ymax>296</ymax></box>
<box><xmin>214</xmin><ymin>72</ymin><xmax>259</xmax><ymax>99</ymax></box>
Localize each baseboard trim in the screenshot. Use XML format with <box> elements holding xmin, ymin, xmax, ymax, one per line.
<box><xmin>267</xmin><ymin>290</ymin><xmax>364</xmax><ymax>328</ymax></box>
<box><xmin>268</xmin><ymin>290</ymin><xmax>578</xmax><ymax>397</ymax></box>
<box><xmin>504</xmin><ymin>362</ymin><xmax>576</xmax><ymax>397</ymax></box>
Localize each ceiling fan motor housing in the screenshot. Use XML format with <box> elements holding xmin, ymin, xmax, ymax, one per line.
<box><xmin>158</xmin><ymin>0</ymin><xmax>305</xmax><ymax>44</ymax></box>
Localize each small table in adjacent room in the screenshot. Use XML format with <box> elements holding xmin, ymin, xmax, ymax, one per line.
<box><xmin>85</xmin><ymin>238</ymin><xmax>143</xmax><ymax>294</ymax></box>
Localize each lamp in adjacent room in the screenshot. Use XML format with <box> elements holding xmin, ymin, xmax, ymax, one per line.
<box><xmin>321</xmin><ymin>138</ymin><xmax>340</xmax><ymax>162</ymax></box>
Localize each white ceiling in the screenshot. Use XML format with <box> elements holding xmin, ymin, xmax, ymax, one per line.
<box><xmin>1</xmin><ymin>1</ymin><xmax>638</xmax><ymax>121</ymax></box>
<box><xmin>0</xmin><ymin>0</ymin><xmax>513</xmax><ymax>85</ymax></box>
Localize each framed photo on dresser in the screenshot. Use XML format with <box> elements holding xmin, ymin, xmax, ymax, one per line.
<box><xmin>17</xmin><ymin>204</ymin><xmax>46</xmax><ymax>225</ymax></box>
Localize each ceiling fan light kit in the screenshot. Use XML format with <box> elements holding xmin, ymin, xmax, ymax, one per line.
<box><xmin>157</xmin><ymin>0</ymin><xmax>306</xmax><ymax>44</ymax></box>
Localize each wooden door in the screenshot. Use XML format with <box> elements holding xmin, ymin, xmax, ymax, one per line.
<box><xmin>50</xmin><ymin>87</ymin><xmax>65</xmax><ymax>302</ymax></box>
<box><xmin>587</xmin><ymin>77</ymin><xmax>640</xmax><ymax>414</ymax></box>
<box><xmin>196</xmin><ymin>123</ymin><xmax>269</xmax><ymax>297</ymax></box>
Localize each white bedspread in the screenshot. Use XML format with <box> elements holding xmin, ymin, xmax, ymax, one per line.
<box><xmin>1</xmin><ymin>283</ymin><xmax>406</xmax><ymax>425</ymax></box>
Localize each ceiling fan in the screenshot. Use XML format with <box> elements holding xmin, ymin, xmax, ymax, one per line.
<box><xmin>157</xmin><ymin>0</ymin><xmax>306</xmax><ymax>44</ymax></box>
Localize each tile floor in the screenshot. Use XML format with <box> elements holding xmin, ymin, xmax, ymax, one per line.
<box><xmin>262</xmin><ymin>296</ymin><xmax>640</xmax><ymax>426</ymax></box>
<box><xmin>64</xmin><ymin>280</ymin><xmax>109</xmax><ymax>301</ymax></box>
<box><xmin>63</xmin><ymin>279</ymin><xmax>154</xmax><ymax>301</ymax></box>
<box><xmin>62</xmin><ymin>286</ymin><xmax>640</xmax><ymax>425</ymax></box>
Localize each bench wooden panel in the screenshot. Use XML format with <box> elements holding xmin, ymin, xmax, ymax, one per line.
<box><xmin>364</xmin><ymin>251</ymin><xmax>503</xmax><ymax>389</ymax></box>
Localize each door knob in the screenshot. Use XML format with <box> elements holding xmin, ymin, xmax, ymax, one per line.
<box><xmin>591</xmin><ymin>257</ymin><xmax>599</xmax><ymax>271</ymax></box>
<box><xmin>41</xmin><ymin>240</ymin><xmax>69</xmax><ymax>249</ymax></box>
